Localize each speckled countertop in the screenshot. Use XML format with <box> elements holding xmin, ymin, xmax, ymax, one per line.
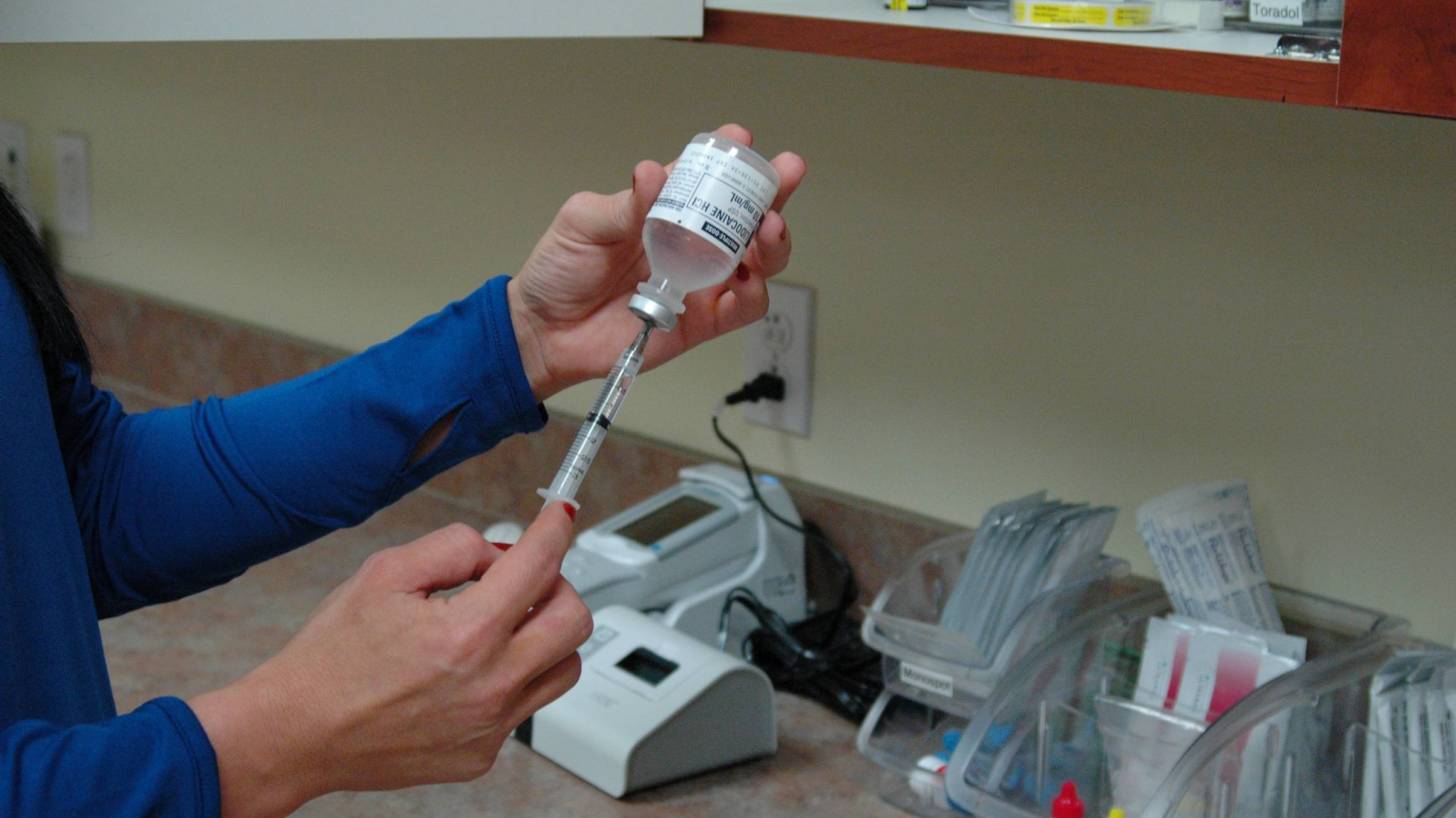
<box><xmin>101</xmin><ymin>489</ymin><xmax>907</xmax><ymax>818</ymax></box>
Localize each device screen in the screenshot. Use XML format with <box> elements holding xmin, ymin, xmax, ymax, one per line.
<box><xmin>615</xmin><ymin>648</ymin><xmax>679</xmax><ymax>686</ymax></box>
<box><xmin>614</xmin><ymin>496</ymin><xmax>717</xmax><ymax>546</ymax></box>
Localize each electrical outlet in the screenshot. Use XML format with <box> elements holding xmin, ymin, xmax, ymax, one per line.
<box><xmin>742</xmin><ymin>282</ymin><xmax>814</xmax><ymax>437</ymax></box>
<box><xmin>56</xmin><ymin>132</ymin><xmax>91</xmax><ymax>237</ymax></box>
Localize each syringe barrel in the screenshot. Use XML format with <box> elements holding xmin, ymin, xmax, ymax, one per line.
<box><xmin>538</xmin><ymin>323</ymin><xmax>652</xmax><ymax>509</ymax></box>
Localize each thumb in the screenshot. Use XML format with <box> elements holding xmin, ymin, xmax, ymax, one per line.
<box><xmin>456</xmin><ymin>503</ymin><xmax>577</xmax><ymax>622</ymax></box>
<box><xmin>606</xmin><ymin>160</ymin><xmax>667</xmax><ymax>239</ymax></box>
<box><xmin>562</xmin><ymin>161</ymin><xmax>666</xmax><ymax>243</ymax></box>
<box><xmin>513</xmin><ymin>501</ymin><xmax>578</xmax><ymax>572</ymax></box>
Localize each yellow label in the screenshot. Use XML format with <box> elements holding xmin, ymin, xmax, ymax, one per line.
<box><xmin>1029</xmin><ymin>2</ymin><xmax>1109</xmax><ymax>25</ymax></box>
<box><xmin>887</xmin><ymin>0</ymin><xmax>910</xmax><ymax>8</ymax></box>
<box><xmin>1113</xmin><ymin>5</ymin><xmax>1153</xmax><ymax>25</ymax></box>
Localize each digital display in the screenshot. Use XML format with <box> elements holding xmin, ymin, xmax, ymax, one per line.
<box><xmin>614</xmin><ymin>496</ymin><xmax>718</xmax><ymax>546</ymax></box>
<box><xmin>615</xmin><ymin>648</ymin><xmax>679</xmax><ymax>686</ymax></box>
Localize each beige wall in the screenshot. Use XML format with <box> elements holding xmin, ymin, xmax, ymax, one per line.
<box><xmin>3</xmin><ymin>39</ymin><xmax>1454</xmax><ymax>639</ymax></box>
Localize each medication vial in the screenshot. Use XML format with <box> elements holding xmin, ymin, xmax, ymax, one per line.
<box><xmin>539</xmin><ymin>134</ymin><xmax>781</xmax><ymax>509</ymax></box>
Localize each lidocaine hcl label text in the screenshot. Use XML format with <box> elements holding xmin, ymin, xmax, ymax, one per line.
<box><xmin>648</xmin><ymin>141</ymin><xmax>777</xmax><ymax>262</ymax></box>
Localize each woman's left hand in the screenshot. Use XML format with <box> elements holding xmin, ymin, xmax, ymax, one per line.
<box><xmin>509</xmin><ymin>123</ymin><xmax>807</xmax><ymax>401</ymax></box>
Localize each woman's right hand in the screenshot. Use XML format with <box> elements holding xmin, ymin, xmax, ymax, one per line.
<box><xmin>190</xmin><ymin>503</ymin><xmax>588</xmax><ymax>818</ymax></box>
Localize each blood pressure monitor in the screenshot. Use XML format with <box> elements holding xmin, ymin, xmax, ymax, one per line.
<box><xmin>560</xmin><ymin>463</ymin><xmax>807</xmax><ymax>652</ymax></box>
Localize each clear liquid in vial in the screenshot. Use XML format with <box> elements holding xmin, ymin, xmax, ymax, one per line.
<box><xmin>640</xmin><ymin>217</ymin><xmax>738</xmax><ymax>313</ymax></box>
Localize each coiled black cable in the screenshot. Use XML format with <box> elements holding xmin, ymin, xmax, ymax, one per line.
<box><xmin>711</xmin><ymin>377</ymin><xmax>882</xmax><ymax>722</ymax></box>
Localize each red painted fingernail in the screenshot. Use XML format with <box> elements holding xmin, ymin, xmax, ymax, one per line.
<box><xmin>561</xmin><ymin>503</ymin><xmax>577</xmax><ymax>522</ymax></box>
<box><xmin>736</xmin><ymin>268</ymin><xmax>751</xmax><ymax>282</ymax></box>
<box><xmin>490</xmin><ymin>541</ymin><xmax>513</xmax><ymax>551</ymax></box>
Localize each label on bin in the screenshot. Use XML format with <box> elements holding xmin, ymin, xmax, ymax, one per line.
<box><xmin>1249</xmin><ymin>0</ymin><xmax>1302</xmax><ymax>25</ymax></box>
<box><xmin>899</xmin><ymin>662</ymin><xmax>955</xmax><ymax>698</ymax></box>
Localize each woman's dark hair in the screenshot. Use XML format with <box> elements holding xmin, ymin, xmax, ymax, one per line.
<box><xmin>1</xmin><ymin>182</ymin><xmax>91</xmax><ymax>382</ymax></box>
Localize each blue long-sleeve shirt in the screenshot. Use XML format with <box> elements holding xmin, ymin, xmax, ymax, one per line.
<box><xmin>1</xmin><ymin>269</ymin><xmax>546</xmax><ymax>817</ymax></box>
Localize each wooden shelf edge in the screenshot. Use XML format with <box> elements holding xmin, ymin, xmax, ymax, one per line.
<box><xmin>1337</xmin><ymin>0</ymin><xmax>1456</xmax><ymax>118</ymax></box>
<box><xmin>703</xmin><ymin>9</ymin><xmax>1338</xmax><ymax>107</ymax></box>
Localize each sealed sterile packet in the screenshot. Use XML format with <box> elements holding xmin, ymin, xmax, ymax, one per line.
<box><xmin>1172</xmin><ymin>629</ymin><xmax>1299</xmax><ymax>723</ymax></box>
<box><xmin>938</xmin><ymin>492</ymin><xmax>1114</xmax><ymax>664</ymax></box>
<box><xmin>1364</xmin><ymin>652</ymin><xmax>1456</xmax><ymax>818</ymax></box>
<box><xmin>1137</xmin><ymin>480</ymin><xmax>1283</xmax><ymax>633</ymax></box>
<box><xmin>1133</xmin><ymin>614</ymin><xmax>1307</xmax><ymax>721</ymax></box>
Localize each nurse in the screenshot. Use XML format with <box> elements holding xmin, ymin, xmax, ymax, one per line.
<box><xmin>0</xmin><ymin>124</ymin><xmax>805</xmax><ymax>818</ymax></box>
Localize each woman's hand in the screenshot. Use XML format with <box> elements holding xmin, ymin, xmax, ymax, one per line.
<box><xmin>510</xmin><ymin>124</ymin><xmax>807</xmax><ymax>401</ymax></box>
<box><xmin>190</xmin><ymin>504</ymin><xmax>588</xmax><ymax>818</ymax></box>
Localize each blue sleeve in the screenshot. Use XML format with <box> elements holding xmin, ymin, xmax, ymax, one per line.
<box><xmin>52</xmin><ymin>276</ymin><xmax>546</xmax><ymax>617</ymax></box>
<box><xmin>1</xmin><ymin>697</ymin><xmax>221</xmax><ymax>818</ymax></box>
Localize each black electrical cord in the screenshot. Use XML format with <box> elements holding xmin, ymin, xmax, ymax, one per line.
<box><xmin>711</xmin><ymin>382</ymin><xmax>858</xmax><ymax>621</ymax></box>
<box><xmin>711</xmin><ymin>375</ymin><xmax>881</xmax><ymax>722</ymax></box>
<box><xmin>719</xmin><ymin>587</ymin><xmax>883</xmax><ymax>722</ymax></box>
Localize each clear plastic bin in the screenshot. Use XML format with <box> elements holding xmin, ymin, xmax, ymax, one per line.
<box><xmin>861</xmin><ymin>530</ymin><xmax>1140</xmax><ymax>717</ymax></box>
<box><xmin>857</xmin><ymin>573</ymin><xmax>1169</xmax><ymax>816</ymax></box>
<box><xmin>1141</xmin><ymin>647</ymin><xmax>1456</xmax><ymax>818</ymax></box>
<box><xmin>857</xmin><ymin>692</ymin><xmax>968</xmax><ymax>817</ymax></box>
<box><xmin>944</xmin><ymin>585</ymin><xmax>1413</xmax><ymax>818</ymax></box>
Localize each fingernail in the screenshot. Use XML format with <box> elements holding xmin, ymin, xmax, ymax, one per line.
<box><xmin>490</xmin><ymin>541</ymin><xmax>513</xmax><ymax>551</ymax></box>
<box><xmin>561</xmin><ymin>503</ymin><xmax>577</xmax><ymax>522</ymax></box>
<box><xmin>735</xmin><ymin>268</ymin><xmax>751</xmax><ymax>282</ymax></box>
<box><xmin>780</xmin><ymin>227</ymin><xmax>788</xmax><ymax>242</ymax></box>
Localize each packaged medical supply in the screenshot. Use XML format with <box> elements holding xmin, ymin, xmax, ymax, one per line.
<box><xmin>1137</xmin><ymin>480</ymin><xmax>1283</xmax><ymax>633</ymax></box>
<box><xmin>940</xmin><ymin>492</ymin><xmax>1116</xmax><ymax>658</ymax></box>
<box><xmin>863</xmin><ymin>521</ymin><xmax>1129</xmax><ymax>716</ymax></box>
<box><xmin>1133</xmin><ymin>615</ymin><xmax>1306</xmax><ymax>719</ymax></box>
<box><xmin>1129</xmin><ymin>611</ymin><xmax>1304</xmax><ymax>719</ymax></box>
<box><xmin>1009</xmin><ymin>0</ymin><xmax>1157</xmax><ymax>29</ymax></box>
<box><xmin>1366</xmin><ymin>652</ymin><xmax>1456</xmax><ymax>818</ymax></box>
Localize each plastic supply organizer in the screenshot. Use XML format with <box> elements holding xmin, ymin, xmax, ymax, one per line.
<box><xmin>858</xmin><ymin>570</ymin><xmax>1169</xmax><ymax>818</ymax></box>
<box><xmin>861</xmin><ymin>531</ymin><xmax>1142</xmax><ymax>718</ymax></box>
<box><xmin>938</xmin><ymin>584</ymin><xmax>1453</xmax><ymax>818</ymax></box>
<box><xmin>856</xmin><ymin>527</ymin><xmax>1166</xmax><ymax>817</ymax></box>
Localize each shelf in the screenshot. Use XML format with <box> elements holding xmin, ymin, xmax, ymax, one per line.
<box><xmin>703</xmin><ymin>0</ymin><xmax>1338</xmax><ymax>107</ymax></box>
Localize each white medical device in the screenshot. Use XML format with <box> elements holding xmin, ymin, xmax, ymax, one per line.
<box><xmin>560</xmin><ymin>463</ymin><xmax>808</xmax><ymax>653</ymax></box>
<box><xmin>518</xmin><ymin>605</ymin><xmax>777</xmax><ymax>797</ymax></box>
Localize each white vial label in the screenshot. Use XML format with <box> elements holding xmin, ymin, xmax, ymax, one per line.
<box><xmin>647</xmin><ymin>141</ymin><xmax>777</xmax><ymax>262</ymax></box>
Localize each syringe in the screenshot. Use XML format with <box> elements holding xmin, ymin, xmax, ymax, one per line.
<box><xmin>537</xmin><ymin>319</ymin><xmax>655</xmax><ymax>510</ymax></box>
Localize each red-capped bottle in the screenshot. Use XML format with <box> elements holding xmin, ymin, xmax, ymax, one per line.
<box><xmin>1051</xmin><ymin>781</ymin><xmax>1085</xmax><ymax>818</ymax></box>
